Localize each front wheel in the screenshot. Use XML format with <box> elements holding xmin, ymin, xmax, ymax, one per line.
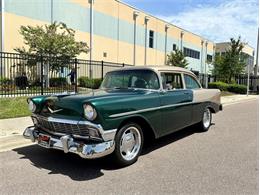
<box><xmin>113</xmin><ymin>123</ymin><xmax>143</xmax><ymax>166</ymax></box>
<box><xmin>197</xmin><ymin>107</ymin><xmax>212</xmax><ymax>132</ymax></box>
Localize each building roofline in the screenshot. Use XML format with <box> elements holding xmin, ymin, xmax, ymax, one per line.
<box><xmin>216</xmin><ymin>42</ymin><xmax>255</xmax><ymax>50</ymax></box>
<box><xmin>116</xmin><ymin>0</ymin><xmax>214</xmax><ymax>43</ymax></box>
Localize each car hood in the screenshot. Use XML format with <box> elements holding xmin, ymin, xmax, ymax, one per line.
<box><xmin>33</xmin><ymin>89</ymin><xmax>153</xmax><ymax>118</ymax></box>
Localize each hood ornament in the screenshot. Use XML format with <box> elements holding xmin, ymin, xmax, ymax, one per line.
<box><xmin>47</xmin><ymin>107</ymin><xmax>63</xmax><ymax>114</ymax></box>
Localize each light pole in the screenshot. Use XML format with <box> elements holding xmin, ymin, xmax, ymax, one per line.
<box><xmin>253</xmin><ymin>28</ymin><xmax>259</xmax><ymax>92</ymax></box>
<box><xmin>200</xmin><ymin>40</ymin><xmax>204</xmax><ymax>85</ymax></box>
<box><xmin>247</xmin><ymin>62</ymin><xmax>250</xmax><ymax>96</ymax></box>
<box><xmin>180</xmin><ymin>31</ymin><xmax>184</xmax><ymax>51</ymax></box>
<box><xmin>205</xmin><ymin>41</ymin><xmax>208</xmax><ymax>88</ymax></box>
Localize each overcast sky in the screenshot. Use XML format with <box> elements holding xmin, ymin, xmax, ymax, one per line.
<box><xmin>123</xmin><ymin>0</ymin><xmax>259</xmax><ymax>49</ymax></box>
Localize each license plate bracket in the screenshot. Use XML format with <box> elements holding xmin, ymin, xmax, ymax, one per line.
<box><xmin>38</xmin><ymin>134</ymin><xmax>51</xmax><ymax>147</ymax></box>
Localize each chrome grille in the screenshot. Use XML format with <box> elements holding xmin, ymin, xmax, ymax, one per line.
<box><xmin>33</xmin><ymin>115</ymin><xmax>90</xmax><ymax>137</ymax></box>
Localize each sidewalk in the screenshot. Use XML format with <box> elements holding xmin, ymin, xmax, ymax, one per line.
<box><xmin>221</xmin><ymin>94</ymin><xmax>258</xmax><ymax>106</ymax></box>
<box><xmin>0</xmin><ymin>94</ymin><xmax>258</xmax><ymax>152</ymax></box>
<box><xmin>0</xmin><ymin>116</ymin><xmax>33</xmax><ymax>152</ymax></box>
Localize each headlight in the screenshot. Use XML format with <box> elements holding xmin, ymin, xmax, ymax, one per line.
<box><xmin>83</xmin><ymin>104</ymin><xmax>97</xmax><ymax>120</ymax></box>
<box><xmin>28</xmin><ymin>100</ymin><xmax>36</xmax><ymax>112</ymax></box>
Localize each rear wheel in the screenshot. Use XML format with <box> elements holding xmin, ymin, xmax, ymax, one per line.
<box><xmin>113</xmin><ymin>123</ymin><xmax>143</xmax><ymax>166</ymax></box>
<box><xmin>197</xmin><ymin>107</ymin><xmax>212</xmax><ymax>132</ymax></box>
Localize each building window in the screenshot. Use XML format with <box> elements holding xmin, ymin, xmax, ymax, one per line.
<box><xmin>183</xmin><ymin>47</ymin><xmax>200</xmax><ymax>59</ymax></box>
<box><xmin>149</xmin><ymin>30</ymin><xmax>154</xmax><ymax>48</ymax></box>
<box><xmin>207</xmin><ymin>54</ymin><xmax>212</xmax><ymax>62</ymax></box>
<box><xmin>173</xmin><ymin>44</ymin><xmax>176</xmax><ymax>51</ymax></box>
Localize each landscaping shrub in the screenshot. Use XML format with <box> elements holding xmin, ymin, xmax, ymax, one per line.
<box><xmin>49</xmin><ymin>77</ymin><xmax>68</xmax><ymax>87</ymax></box>
<box><xmin>227</xmin><ymin>84</ymin><xmax>247</xmax><ymax>94</ymax></box>
<box><xmin>208</xmin><ymin>81</ymin><xmax>247</xmax><ymax>94</ymax></box>
<box><xmin>0</xmin><ymin>77</ymin><xmax>12</xmax><ymax>85</ymax></box>
<box><xmin>31</xmin><ymin>79</ymin><xmax>41</xmax><ymax>87</ymax></box>
<box><xmin>15</xmin><ymin>76</ymin><xmax>28</xmax><ymax>89</ymax></box>
<box><xmin>78</xmin><ymin>76</ymin><xmax>102</xmax><ymax>89</ymax></box>
<box><xmin>208</xmin><ymin>82</ymin><xmax>229</xmax><ymax>91</ymax></box>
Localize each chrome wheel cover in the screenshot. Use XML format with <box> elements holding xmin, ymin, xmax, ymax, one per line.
<box><xmin>119</xmin><ymin>126</ymin><xmax>141</xmax><ymax>161</ymax></box>
<box><xmin>203</xmin><ymin>108</ymin><xmax>211</xmax><ymax>129</ymax></box>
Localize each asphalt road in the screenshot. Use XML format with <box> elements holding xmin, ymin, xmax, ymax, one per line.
<box><xmin>0</xmin><ymin>99</ymin><xmax>258</xmax><ymax>195</ymax></box>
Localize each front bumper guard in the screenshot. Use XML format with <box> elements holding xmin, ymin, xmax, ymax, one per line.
<box><xmin>23</xmin><ymin>126</ymin><xmax>115</xmax><ymax>159</ymax></box>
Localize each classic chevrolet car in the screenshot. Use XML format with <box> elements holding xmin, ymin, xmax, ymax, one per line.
<box><xmin>24</xmin><ymin>66</ymin><xmax>222</xmax><ymax>166</ymax></box>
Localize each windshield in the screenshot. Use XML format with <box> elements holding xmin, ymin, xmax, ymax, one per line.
<box><xmin>101</xmin><ymin>69</ymin><xmax>160</xmax><ymax>90</ymax></box>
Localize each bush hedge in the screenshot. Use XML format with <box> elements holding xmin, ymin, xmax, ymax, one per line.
<box><xmin>208</xmin><ymin>82</ymin><xmax>229</xmax><ymax>91</ymax></box>
<box><xmin>49</xmin><ymin>77</ymin><xmax>68</xmax><ymax>87</ymax></box>
<box><xmin>78</xmin><ymin>76</ymin><xmax>102</xmax><ymax>89</ymax></box>
<box><xmin>0</xmin><ymin>77</ymin><xmax>12</xmax><ymax>85</ymax></box>
<box><xmin>208</xmin><ymin>81</ymin><xmax>247</xmax><ymax>94</ymax></box>
<box><xmin>227</xmin><ymin>84</ymin><xmax>247</xmax><ymax>94</ymax></box>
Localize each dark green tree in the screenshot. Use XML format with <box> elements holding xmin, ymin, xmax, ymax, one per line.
<box><xmin>213</xmin><ymin>36</ymin><xmax>247</xmax><ymax>83</ymax></box>
<box><xmin>14</xmin><ymin>22</ymin><xmax>89</xmax><ymax>73</ymax></box>
<box><xmin>166</xmin><ymin>49</ymin><xmax>188</xmax><ymax>68</ymax></box>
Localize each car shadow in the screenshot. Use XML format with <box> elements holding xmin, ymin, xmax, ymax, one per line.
<box><xmin>142</xmin><ymin>124</ymin><xmax>205</xmax><ymax>155</ymax></box>
<box><xmin>13</xmin><ymin>124</ymin><xmax>210</xmax><ymax>181</ymax></box>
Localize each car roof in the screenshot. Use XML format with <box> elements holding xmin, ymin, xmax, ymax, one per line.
<box><xmin>121</xmin><ymin>65</ymin><xmax>196</xmax><ymax>75</ymax></box>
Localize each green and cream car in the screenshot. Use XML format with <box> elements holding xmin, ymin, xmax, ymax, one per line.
<box><xmin>24</xmin><ymin>66</ymin><xmax>222</xmax><ymax>166</ymax></box>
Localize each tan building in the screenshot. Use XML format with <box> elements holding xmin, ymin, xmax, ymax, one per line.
<box><xmin>215</xmin><ymin>42</ymin><xmax>255</xmax><ymax>74</ymax></box>
<box><xmin>0</xmin><ymin>0</ymin><xmax>215</xmax><ymax>75</ymax></box>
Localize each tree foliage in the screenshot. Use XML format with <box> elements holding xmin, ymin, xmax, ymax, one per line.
<box><xmin>166</xmin><ymin>49</ymin><xmax>188</xmax><ymax>68</ymax></box>
<box><xmin>14</xmin><ymin>22</ymin><xmax>89</xmax><ymax>73</ymax></box>
<box><xmin>213</xmin><ymin>36</ymin><xmax>247</xmax><ymax>83</ymax></box>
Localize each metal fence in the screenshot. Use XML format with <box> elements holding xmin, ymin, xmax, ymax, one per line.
<box><xmin>194</xmin><ymin>72</ymin><xmax>259</xmax><ymax>92</ymax></box>
<box><xmin>0</xmin><ymin>51</ymin><xmax>258</xmax><ymax>97</ymax></box>
<box><xmin>0</xmin><ymin>52</ymin><xmax>132</xmax><ymax>97</ymax></box>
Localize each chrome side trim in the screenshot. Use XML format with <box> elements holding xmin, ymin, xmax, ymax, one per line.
<box><xmin>109</xmin><ymin>101</ymin><xmax>195</xmax><ymax>118</ymax></box>
<box><xmin>48</xmin><ymin>117</ymin><xmax>79</xmax><ymax>125</ymax></box>
<box><xmin>23</xmin><ymin>127</ymin><xmax>115</xmax><ymax>159</ymax></box>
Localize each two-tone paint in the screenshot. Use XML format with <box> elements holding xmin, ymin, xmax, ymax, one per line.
<box><xmin>24</xmin><ymin>66</ymin><xmax>222</xmax><ymax>159</ymax></box>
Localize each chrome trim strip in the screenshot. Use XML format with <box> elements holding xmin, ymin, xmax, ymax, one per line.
<box><xmin>109</xmin><ymin>101</ymin><xmax>196</xmax><ymax>118</ymax></box>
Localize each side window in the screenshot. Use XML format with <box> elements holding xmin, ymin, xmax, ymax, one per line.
<box><xmin>184</xmin><ymin>74</ymin><xmax>200</xmax><ymax>89</ymax></box>
<box><xmin>161</xmin><ymin>72</ymin><xmax>183</xmax><ymax>90</ymax></box>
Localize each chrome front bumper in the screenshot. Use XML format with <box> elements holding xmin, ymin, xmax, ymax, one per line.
<box><xmin>23</xmin><ymin>126</ymin><xmax>115</xmax><ymax>159</ymax></box>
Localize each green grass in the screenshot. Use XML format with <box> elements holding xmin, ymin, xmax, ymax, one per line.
<box><xmin>0</xmin><ymin>97</ymin><xmax>31</xmax><ymax>119</ymax></box>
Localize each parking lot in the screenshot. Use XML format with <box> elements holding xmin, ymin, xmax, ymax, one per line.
<box><xmin>0</xmin><ymin>99</ymin><xmax>258</xmax><ymax>195</ymax></box>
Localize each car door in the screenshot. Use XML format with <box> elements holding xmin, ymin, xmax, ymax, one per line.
<box><xmin>159</xmin><ymin>72</ymin><xmax>193</xmax><ymax>136</ymax></box>
<box><xmin>183</xmin><ymin>73</ymin><xmax>205</xmax><ymax>124</ymax></box>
